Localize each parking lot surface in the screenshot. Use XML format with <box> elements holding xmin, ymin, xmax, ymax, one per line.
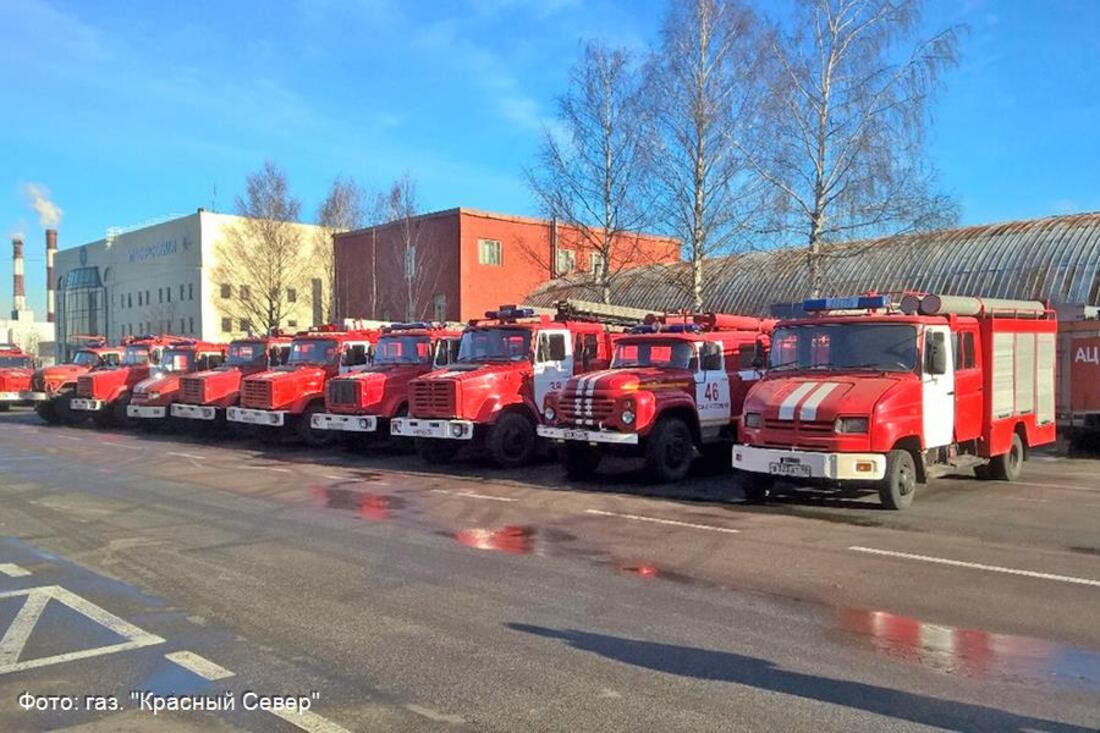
<box><xmin>0</xmin><ymin>410</ymin><xmax>1097</xmax><ymax>731</ymax></box>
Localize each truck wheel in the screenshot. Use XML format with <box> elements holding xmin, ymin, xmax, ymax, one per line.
<box><xmin>741</xmin><ymin>472</ymin><xmax>773</xmax><ymax>503</ymax></box>
<box><xmin>487</xmin><ymin>412</ymin><xmax>537</xmax><ymax>468</ymax></box>
<box><xmin>113</xmin><ymin>395</ymin><xmax>134</xmax><ymax>429</ymax></box>
<box><xmin>297</xmin><ymin>404</ymin><xmax>337</xmax><ymax>448</ymax></box>
<box><xmin>988</xmin><ymin>433</ymin><xmax>1024</xmax><ymax>481</ymax></box>
<box><xmin>879</xmin><ymin>449</ymin><xmax>917</xmax><ymax>510</ymax></box>
<box><xmin>644</xmin><ymin>417</ymin><xmax>695</xmax><ymax>483</ymax></box>
<box><xmin>417</xmin><ymin>438</ymin><xmax>460</xmax><ymax>464</ymax></box>
<box><xmin>560</xmin><ymin>442</ymin><xmax>602</xmax><ymax>480</ymax></box>
<box><xmin>0</xmin><ymin>404</ymin><xmax>9</xmax><ymax>412</ymax></box>
<box><xmin>35</xmin><ymin>400</ymin><xmax>60</xmax><ymax>425</ymax></box>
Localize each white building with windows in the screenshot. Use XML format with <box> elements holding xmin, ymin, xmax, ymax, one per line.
<box><xmin>53</xmin><ymin>210</ymin><xmax>327</xmax><ymax>359</ymax></box>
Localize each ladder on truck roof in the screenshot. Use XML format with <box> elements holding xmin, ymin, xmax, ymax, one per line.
<box><xmin>524</xmin><ymin>299</ymin><xmax>654</xmax><ymax>326</ymax></box>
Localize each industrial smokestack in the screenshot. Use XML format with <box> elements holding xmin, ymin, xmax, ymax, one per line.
<box><xmin>12</xmin><ymin>237</ymin><xmax>25</xmax><ymax>318</ymax></box>
<box><xmin>46</xmin><ymin>228</ymin><xmax>57</xmax><ymax>323</ymax></box>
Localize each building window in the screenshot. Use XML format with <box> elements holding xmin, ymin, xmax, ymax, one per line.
<box><xmin>478</xmin><ymin>239</ymin><xmax>502</xmax><ymax>266</ymax></box>
<box><xmin>189</xmin><ymin>317</ymin><xmax>194</xmax><ymax>334</ymax></box>
<box><xmin>590</xmin><ymin>252</ymin><xmax>606</xmax><ymax>280</ymax></box>
<box><xmin>240</xmin><ymin>318</ymin><xmax>252</xmax><ymax>333</ymax></box>
<box><xmin>179</xmin><ymin>284</ymin><xmax>184</xmax><ymax>300</ymax></box>
<box><xmin>433</xmin><ymin>293</ymin><xmax>446</xmax><ymax>322</ymax></box>
<box><xmin>239</xmin><ymin>285</ymin><xmax>251</xmax><ymax>300</ymax></box>
<box><xmin>158</xmin><ymin>288</ymin><xmax>163</xmax><ymax>304</ymax></box>
<box><xmin>188</xmin><ymin>283</ymin><xmax>194</xmax><ymax>300</ymax></box>
<box><xmin>221</xmin><ymin>317</ymin><xmax>232</xmax><ymax>333</ymax></box>
<box><xmin>166</xmin><ymin>288</ymin><xmax>171</xmax><ymax>303</ymax></box>
<box><xmin>404</xmin><ymin>246</ymin><xmax>417</xmax><ymax>278</ymax></box>
<box><xmin>556</xmin><ymin>248</ymin><xmax>576</xmax><ymax>276</ymax></box>
<box><xmin>287</xmin><ymin>319</ymin><xmax>297</xmax><ymax>329</ymax></box>
<box><xmin>137</xmin><ymin>292</ymin><xmax>143</xmax><ymax>307</ymax></box>
<box><xmin>220</xmin><ymin>284</ymin><xmax>231</xmax><ymax>299</ymax></box>
<box><xmin>311</xmin><ymin>279</ymin><xmax>323</xmax><ymax>326</ymax></box>
<box><xmin>128</xmin><ymin>293</ymin><xmax>132</xmax><ymax>308</ymax></box>
<box><xmin>287</xmin><ymin>288</ymin><xmax>297</xmax><ymax>303</ymax></box>
<box><xmin>145</xmin><ymin>289</ymin><xmax>150</xmax><ymax>305</ymax></box>
<box><xmin>179</xmin><ymin>318</ymin><xmax>185</xmax><ymax>333</ymax></box>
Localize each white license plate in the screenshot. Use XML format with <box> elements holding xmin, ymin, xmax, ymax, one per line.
<box><xmin>562</xmin><ymin>429</ymin><xmax>590</xmax><ymax>440</ymax></box>
<box><xmin>769</xmin><ymin>461</ymin><xmax>810</xmax><ymax>477</ymax></box>
<box><xmin>236</xmin><ymin>410</ymin><xmax>268</xmax><ymax>424</ymax></box>
<box><xmin>409</xmin><ymin>425</ymin><xmax>441</xmax><ymax>437</ymax></box>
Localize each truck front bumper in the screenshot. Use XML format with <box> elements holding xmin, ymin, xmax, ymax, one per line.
<box><xmin>311</xmin><ymin>413</ymin><xmax>378</xmax><ymax>433</ymax></box>
<box><xmin>537</xmin><ymin>425</ymin><xmax>639</xmax><ymax>445</ymax></box>
<box><xmin>70</xmin><ymin>398</ymin><xmax>106</xmax><ymax>412</ymax></box>
<box><xmin>732</xmin><ymin>445</ymin><xmax>886</xmax><ymax>481</ymax></box>
<box><xmin>18</xmin><ymin>391</ymin><xmax>48</xmax><ymax>402</ymax></box>
<box><xmin>391</xmin><ymin>417</ymin><xmax>474</xmax><ymax>440</ymax></box>
<box><xmin>0</xmin><ymin>392</ymin><xmax>24</xmax><ymax>403</ymax></box>
<box><xmin>126</xmin><ymin>404</ymin><xmax>167</xmax><ymax>419</ymax></box>
<box><xmin>170</xmin><ymin>403</ymin><xmax>220</xmax><ymax>421</ymax></box>
<box><xmin>227</xmin><ymin>407</ymin><xmax>287</xmax><ymax>427</ymax></box>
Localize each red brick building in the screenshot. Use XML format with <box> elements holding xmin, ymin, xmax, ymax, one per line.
<box><xmin>334</xmin><ymin>207</ymin><xmax>680</xmax><ymax>322</ymax></box>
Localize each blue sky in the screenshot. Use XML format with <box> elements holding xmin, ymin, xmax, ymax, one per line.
<box><xmin>2</xmin><ymin>0</ymin><xmax>1099</xmax><ymax>314</ymax></box>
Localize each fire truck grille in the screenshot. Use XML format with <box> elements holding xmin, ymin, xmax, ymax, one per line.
<box><xmin>242</xmin><ymin>380</ymin><xmax>272</xmax><ymax>409</ymax></box>
<box><xmin>179</xmin><ymin>377</ymin><xmax>206</xmax><ymax>404</ymax></box>
<box><xmin>77</xmin><ymin>376</ymin><xmax>94</xmax><ymax>398</ymax></box>
<box><xmin>559</xmin><ymin>392</ymin><xmax>615</xmax><ymax>425</ymax></box>
<box><xmin>763</xmin><ymin>419</ymin><xmax>833</xmax><ymax>433</ymax></box>
<box><xmin>328</xmin><ymin>380</ymin><xmax>360</xmax><ymax>407</ymax></box>
<box><xmin>411</xmin><ymin>381</ymin><xmax>456</xmax><ymax>418</ymax></box>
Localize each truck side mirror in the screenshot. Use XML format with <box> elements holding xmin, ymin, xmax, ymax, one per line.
<box><xmin>926</xmin><ymin>333</ymin><xmax>947</xmax><ymax>375</ymax></box>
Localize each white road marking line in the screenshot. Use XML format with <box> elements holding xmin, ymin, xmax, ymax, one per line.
<box><xmin>430</xmin><ymin>489</ymin><xmax>516</xmax><ymax>503</ymax></box>
<box><xmin>52</xmin><ymin>435</ymin><xmax>83</xmax><ymax>442</ymax></box>
<box><xmin>165</xmin><ymin>650</ymin><xmax>234</xmax><ymax>680</ymax></box>
<box><xmin>103</xmin><ymin>442</ymin><xmax>140</xmax><ymax>451</ymax></box>
<box><xmin>0</xmin><ymin>564</ymin><xmax>31</xmax><ymax>577</ymax></box>
<box><xmin>167</xmin><ymin>452</ymin><xmax>204</xmax><ymax>461</ymax></box>
<box><xmin>268</xmin><ymin>707</ymin><xmax>353</xmax><ymax>733</ymax></box>
<box><xmin>0</xmin><ymin>586</ymin><xmax>164</xmax><ymax>673</ymax></box>
<box><xmin>324</xmin><ymin>475</ymin><xmax>345</xmax><ymax>481</ymax></box>
<box><xmin>237</xmin><ymin>465</ymin><xmax>293</xmax><ymax>474</ymax></box>
<box><xmin>848</xmin><ymin>546</ymin><xmax>1100</xmax><ymax>588</ymax></box>
<box><xmin>405</xmin><ymin>703</ymin><xmax>467</xmax><ymax>724</ymax></box>
<box><xmin>584</xmin><ymin>509</ymin><xmax>739</xmax><ymax>534</ymax></box>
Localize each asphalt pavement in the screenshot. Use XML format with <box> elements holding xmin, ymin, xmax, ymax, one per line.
<box><xmin>0</xmin><ymin>410</ymin><xmax>1097</xmax><ymax>732</ymax></box>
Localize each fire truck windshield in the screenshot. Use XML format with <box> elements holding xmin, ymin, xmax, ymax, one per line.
<box><xmin>613</xmin><ymin>340</ymin><xmax>696</xmax><ymax>370</ymax></box>
<box><xmin>158</xmin><ymin>349</ymin><xmax>194</xmax><ymax>373</ymax></box>
<box><xmin>0</xmin><ymin>355</ymin><xmax>31</xmax><ymax>368</ymax></box>
<box><xmin>457</xmin><ymin>328</ymin><xmax>531</xmax><ymax>363</ymax></box>
<box><xmin>289</xmin><ymin>339</ymin><xmax>339</xmax><ymax>366</ymax></box>
<box><xmin>770</xmin><ymin>323</ymin><xmax>918</xmax><ymax>372</ymax></box>
<box><xmin>122</xmin><ymin>346</ymin><xmax>150</xmax><ymax>366</ymax></box>
<box><xmin>72</xmin><ymin>351</ymin><xmax>99</xmax><ymax>367</ymax></box>
<box><xmin>375</xmin><ymin>335</ymin><xmax>432</xmax><ymax>365</ymax></box>
<box><xmin>228</xmin><ymin>341</ymin><xmax>267</xmax><ymax>367</ymax></box>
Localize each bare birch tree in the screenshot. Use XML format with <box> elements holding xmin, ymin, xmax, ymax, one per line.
<box><xmin>214</xmin><ymin>161</ymin><xmax>310</xmax><ymax>334</ymax></box>
<box><xmin>747</xmin><ymin>0</ymin><xmax>961</xmax><ymax>296</ymax></box>
<box><xmin>647</xmin><ymin>0</ymin><xmax>772</xmax><ymax>310</ymax></box>
<box><xmin>315</xmin><ymin>175</ymin><xmax>367</xmax><ymax>322</ymax></box>
<box><xmin>378</xmin><ymin>176</ymin><xmax>445</xmax><ymax>321</ymax></box>
<box><xmin>526</xmin><ymin>42</ymin><xmax>659</xmax><ymax>304</ymax></box>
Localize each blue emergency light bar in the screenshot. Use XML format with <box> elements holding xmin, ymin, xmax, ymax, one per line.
<box><xmin>486</xmin><ymin>305</ymin><xmax>535</xmax><ymax>320</ymax></box>
<box><xmin>803</xmin><ymin>295</ymin><xmax>891</xmax><ymax>312</ymax></box>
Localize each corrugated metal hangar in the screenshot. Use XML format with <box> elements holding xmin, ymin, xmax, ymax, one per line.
<box><xmin>525</xmin><ymin>212</ymin><xmax>1100</xmax><ymax>315</ymax></box>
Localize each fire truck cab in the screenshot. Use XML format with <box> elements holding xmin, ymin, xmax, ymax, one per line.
<box><xmin>733</xmin><ymin>294</ymin><xmax>1058</xmax><ymax>509</ymax></box>
<box><xmin>126</xmin><ymin>341</ymin><xmax>229</xmax><ymax>425</ymax></box>
<box><xmin>311</xmin><ymin>322</ymin><xmax>463</xmax><ymax>438</ymax></box>
<box><xmin>0</xmin><ymin>344</ymin><xmax>36</xmax><ymax>411</ymax></box>
<box><xmin>23</xmin><ymin>339</ymin><xmax>124</xmax><ymax>424</ymax></box>
<box><xmin>170</xmin><ymin>335</ymin><xmax>292</xmax><ymax>424</ymax></box>
<box><xmin>227</xmin><ymin>326</ymin><xmax>379</xmax><ymax>446</ymax></box>
<box><xmin>539</xmin><ymin>312</ymin><xmax>774</xmax><ymax>482</ymax></box>
<box><xmin>71</xmin><ymin>336</ymin><xmax>190</xmax><ymax>427</ymax></box>
<box><xmin>392</xmin><ymin>305</ymin><xmax>617</xmax><ymax>468</ymax></box>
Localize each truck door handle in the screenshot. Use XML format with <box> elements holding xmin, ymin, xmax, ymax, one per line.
<box><xmin>946</xmin><ymin>391</ymin><xmax>955</xmax><ymax>395</ymax></box>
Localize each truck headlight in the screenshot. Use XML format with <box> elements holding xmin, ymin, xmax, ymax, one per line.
<box><xmin>450</xmin><ymin>423</ymin><xmax>466</xmax><ymax>438</ymax></box>
<box><xmin>744</xmin><ymin>412</ymin><xmax>762</xmax><ymax>428</ymax></box>
<box><xmin>621</xmin><ymin>409</ymin><xmax>635</xmax><ymax>425</ymax></box>
<box><xmin>544</xmin><ymin>405</ymin><xmax>555</xmax><ymax>421</ymax></box>
<box><xmin>835</xmin><ymin>417</ymin><xmax>869</xmax><ymax>434</ymax></box>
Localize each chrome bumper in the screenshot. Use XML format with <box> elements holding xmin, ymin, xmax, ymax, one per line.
<box><xmin>311</xmin><ymin>412</ymin><xmax>378</xmax><ymax>432</ymax></box>
<box><xmin>226</xmin><ymin>406</ymin><xmax>287</xmax><ymax>426</ymax></box>
<box><xmin>170</xmin><ymin>403</ymin><xmax>220</xmax><ymax>421</ymax></box>
<box><xmin>390</xmin><ymin>417</ymin><xmax>474</xmax><ymax>440</ymax></box>
<box><xmin>70</xmin><ymin>398</ymin><xmax>106</xmax><ymax>411</ymax></box>
<box><xmin>126</xmin><ymin>404</ymin><xmax>167</xmax><ymax>419</ymax></box>
<box><xmin>732</xmin><ymin>445</ymin><xmax>887</xmax><ymax>481</ymax></box>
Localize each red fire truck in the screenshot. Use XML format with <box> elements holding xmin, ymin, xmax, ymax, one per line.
<box><xmin>310</xmin><ymin>322</ymin><xmax>463</xmax><ymax>441</ymax></box>
<box><xmin>71</xmin><ymin>335</ymin><xmax>191</xmax><ymax>427</ymax></box>
<box><xmin>22</xmin><ymin>338</ymin><xmax>125</xmax><ymax>424</ymax></box>
<box><xmin>170</xmin><ymin>335</ymin><xmax>292</xmax><ymax>425</ymax></box>
<box><xmin>1056</xmin><ymin>305</ymin><xmax>1100</xmax><ymax>449</ymax></box>
<box><xmin>0</xmin><ymin>344</ymin><xmax>36</xmax><ymax>411</ymax></box>
<box><xmin>126</xmin><ymin>341</ymin><xmax>229</xmax><ymax>427</ymax></box>
<box><xmin>392</xmin><ymin>305</ymin><xmax>619</xmax><ymax>468</ymax></box>
<box><xmin>227</xmin><ymin>326</ymin><xmax>380</xmax><ymax>445</ymax></box>
<box><xmin>539</xmin><ymin>312</ymin><xmax>774</xmax><ymax>482</ymax></box>
<box><xmin>733</xmin><ymin>294</ymin><xmax>1057</xmax><ymax>509</ymax></box>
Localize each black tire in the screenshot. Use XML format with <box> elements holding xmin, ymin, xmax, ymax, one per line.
<box><xmin>417</xmin><ymin>438</ymin><xmax>461</xmax><ymax>464</ymax></box>
<box><xmin>644</xmin><ymin>417</ymin><xmax>696</xmax><ymax>483</ymax></box>
<box><xmin>487</xmin><ymin>412</ymin><xmax>538</xmax><ymax>468</ymax></box>
<box><xmin>35</xmin><ymin>400</ymin><xmax>60</xmax><ymax>425</ymax></box>
<box><xmin>113</xmin><ymin>394</ymin><xmax>134</xmax><ymax>429</ymax></box>
<box><xmin>388</xmin><ymin>405</ymin><xmax>414</xmax><ymax>452</ymax></box>
<box><xmin>741</xmin><ymin>472</ymin><xmax>773</xmax><ymax>503</ymax></box>
<box><xmin>560</xmin><ymin>441</ymin><xmax>602</xmax><ymax>480</ymax></box>
<box><xmin>0</xmin><ymin>404</ymin><xmax>9</xmax><ymax>412</ymax></box>
<box><xmin>297</xmin><ymin>403</ymin><xmax>337</xmax><ymax>448</ymax></box>
<box><xmin>879</xmin><ymin>449</ymin><xmax>918</xmax><ymax>510</ymax></box>
<box><xmin>988</xmin><ymin>432</ymin><xmax>1025</xmax><ymax>481</ymax></box>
